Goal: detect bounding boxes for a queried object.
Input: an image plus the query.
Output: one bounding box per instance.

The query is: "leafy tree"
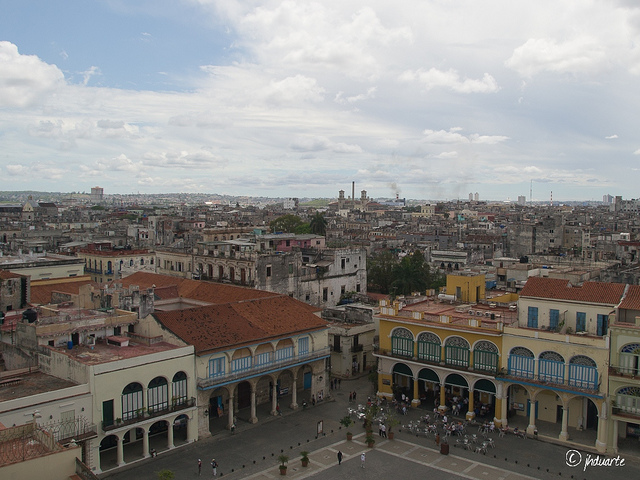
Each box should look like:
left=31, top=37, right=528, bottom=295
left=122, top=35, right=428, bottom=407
left=157, top=470, right=175, bottom=480
left=309, top=212, right=327, bottom=235
left=270, top=214, right=305, bottom=233
left=367, top=251, right=397, bottom=293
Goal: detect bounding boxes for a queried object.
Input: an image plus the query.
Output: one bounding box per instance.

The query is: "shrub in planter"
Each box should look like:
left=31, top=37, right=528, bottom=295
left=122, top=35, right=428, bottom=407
left=300, top=451, right=309, bottom=467
left=278, top=454, right=289, bottom=475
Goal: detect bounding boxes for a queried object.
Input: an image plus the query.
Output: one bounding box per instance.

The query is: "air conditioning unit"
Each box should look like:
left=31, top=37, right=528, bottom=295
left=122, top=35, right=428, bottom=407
left=477, top=311, right=484, bottom=316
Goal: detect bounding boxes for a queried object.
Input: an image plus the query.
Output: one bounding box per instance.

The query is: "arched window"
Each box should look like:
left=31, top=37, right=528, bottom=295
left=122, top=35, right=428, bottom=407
left=172, top=372, right=188, bottom=406
left=538, top=351, right=565, bottom=384
left=616, top=386, right=640, bottom=414
left=508, top=347, right=535, bottom=379
left=417, top=332, right=441, bottom=362
left=391, top=328, right=414, bottom=358
left=122, top=382, right=143, bottom=420
left=444, top=336, right=470, bottom=368
left=568, top=355, right=597, bottom=390
left=619, top=343, right=640, bottom=375
left=148, top=377, right=169, bottom=412
left=473, top=341, right=498, bottom=373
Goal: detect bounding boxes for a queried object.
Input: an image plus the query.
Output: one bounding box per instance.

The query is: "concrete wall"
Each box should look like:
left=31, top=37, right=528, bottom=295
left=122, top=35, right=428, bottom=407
left=0, top=444, right=79, bottom=480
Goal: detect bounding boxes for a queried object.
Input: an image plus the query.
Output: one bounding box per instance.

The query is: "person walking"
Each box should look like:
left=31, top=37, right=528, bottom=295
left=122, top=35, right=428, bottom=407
left=360, top=452, right=366, bottom=468
left=211, top=458, right=218, bottom=476
left=198, top=459, right=202, bottom=476
left=337, top=450, right=343, bottom=465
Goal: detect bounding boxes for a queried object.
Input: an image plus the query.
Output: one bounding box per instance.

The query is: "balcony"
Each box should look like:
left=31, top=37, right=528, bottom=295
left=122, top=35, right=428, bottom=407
left=102, top=397, right=196, bottom=432
left=352, top=344, right=363, bottom=353
left=609, top=365, right=640, bottom=380
left=198, top=347, right=330, bottom=389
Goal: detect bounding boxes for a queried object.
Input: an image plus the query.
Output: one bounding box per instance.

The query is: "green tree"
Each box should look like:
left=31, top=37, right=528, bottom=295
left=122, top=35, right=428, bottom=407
left=270, top=214, right=304, bottom=233
left=309, top=212, right=327, bottom=235
left=367, top=251, right=397, bottom=293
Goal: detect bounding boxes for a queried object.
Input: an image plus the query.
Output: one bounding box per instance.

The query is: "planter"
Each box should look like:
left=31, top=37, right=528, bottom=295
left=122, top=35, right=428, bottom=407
left=346, top=433, right=353, bottom=441
left=301, top=459, right=309, bottom=467
left=388, top=431, right=395, bottom=440
left=367, top=441, right=375, bottom=448
left=279, top=467, right=287, bottom=475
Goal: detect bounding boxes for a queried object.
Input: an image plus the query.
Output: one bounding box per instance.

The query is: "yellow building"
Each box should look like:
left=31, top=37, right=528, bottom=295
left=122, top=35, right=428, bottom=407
left=608, top=285, right=640, bottom=455
left=375, top=299, right=510, bottom=425
left=444, top=272, right=485, bottom=303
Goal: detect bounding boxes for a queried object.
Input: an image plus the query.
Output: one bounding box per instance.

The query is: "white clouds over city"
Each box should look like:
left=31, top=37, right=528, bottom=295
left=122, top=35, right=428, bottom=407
left=0, top=1, right=639, bottom=200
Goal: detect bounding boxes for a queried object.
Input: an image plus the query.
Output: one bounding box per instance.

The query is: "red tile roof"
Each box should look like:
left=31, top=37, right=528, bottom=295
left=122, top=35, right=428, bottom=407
left=519, top=276, right=626, bottom=305
left=153, top=296, right=328, bottom=354
left=619, top=285, right=640, bottom=310
left=29, top=278, right=97, bottom=305
left=117, top=272, right=279, bottom=304
left=119, top=272, right=326, bottom=354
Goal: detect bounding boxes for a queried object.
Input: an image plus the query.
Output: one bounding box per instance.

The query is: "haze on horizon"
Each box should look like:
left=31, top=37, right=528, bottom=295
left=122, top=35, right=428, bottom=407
left=1, top=1, right=639, bottom=202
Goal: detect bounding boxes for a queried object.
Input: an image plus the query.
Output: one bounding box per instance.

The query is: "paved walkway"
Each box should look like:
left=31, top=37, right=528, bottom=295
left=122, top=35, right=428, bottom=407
left=103, top=376, right=640, bottom=480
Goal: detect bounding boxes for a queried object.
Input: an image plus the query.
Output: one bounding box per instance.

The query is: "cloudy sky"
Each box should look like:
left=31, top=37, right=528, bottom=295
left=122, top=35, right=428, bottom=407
left=1, top=1, right=639, bottom=201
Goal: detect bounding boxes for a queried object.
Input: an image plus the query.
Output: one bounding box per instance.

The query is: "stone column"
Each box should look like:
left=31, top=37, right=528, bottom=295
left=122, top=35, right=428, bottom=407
left=466, top=388, right=475, bottom=420
left=526, top=399, right=537, bottom=435
left=596, top=410, right=607, bottom=453
left=271, top=382, right=278, bottom=415
left=412, top=378, right=420, bottom=407
left=613, top=419, right=619, bottom=454
left=438, top=382, right=446, bottom=412
left=250, top=385, right=258, bottom=424
left=167, top=421, right=174, bottom=449
left=116, top=434, right=125, bottom=466
left=291, top=379, right=298, bottom=409
left=187, top=414, right=197, bottom=443
left=559, top=405, right=569, bottom=441
left=227, top=394, right=235, bottom=430
left=500, top=392, right=509, bottom=427
left=142, top=428, right=150, bottom=458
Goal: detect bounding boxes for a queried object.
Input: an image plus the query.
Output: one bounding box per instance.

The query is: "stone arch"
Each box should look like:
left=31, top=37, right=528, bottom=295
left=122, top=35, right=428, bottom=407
left=391, top=327, right=414, bottom=339
left=417, top=331, right=441, bottom=343
left=148, top=376, right=169, bottom=413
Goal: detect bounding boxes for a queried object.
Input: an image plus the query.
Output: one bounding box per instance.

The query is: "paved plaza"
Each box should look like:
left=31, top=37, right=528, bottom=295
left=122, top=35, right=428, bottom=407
left=103, top=376, right=640, bottom=480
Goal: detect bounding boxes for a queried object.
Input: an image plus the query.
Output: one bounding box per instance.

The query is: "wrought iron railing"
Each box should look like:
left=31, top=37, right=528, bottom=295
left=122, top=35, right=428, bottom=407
left=39, top=416, right=97, bottom=444
left=198, top=348, right=330, bottom=389
left=101, top=397, right=195, bottom=431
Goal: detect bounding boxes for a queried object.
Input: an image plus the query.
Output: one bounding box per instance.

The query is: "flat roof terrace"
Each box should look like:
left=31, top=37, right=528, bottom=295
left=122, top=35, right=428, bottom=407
left=0, top=371, right=78, bottom=403
left=50, top=339, right=183, bottom=366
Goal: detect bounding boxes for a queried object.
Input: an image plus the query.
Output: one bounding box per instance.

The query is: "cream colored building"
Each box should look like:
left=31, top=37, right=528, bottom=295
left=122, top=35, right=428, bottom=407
left=40, top=339, right=196, bottom=473
left=123, top=271, right=330, bottom=440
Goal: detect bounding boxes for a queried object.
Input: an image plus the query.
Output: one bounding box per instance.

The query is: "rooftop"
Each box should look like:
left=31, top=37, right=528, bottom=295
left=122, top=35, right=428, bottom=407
left=0, top=371, right=78, bottom=403
left=49, top=339, right=183, bottom=365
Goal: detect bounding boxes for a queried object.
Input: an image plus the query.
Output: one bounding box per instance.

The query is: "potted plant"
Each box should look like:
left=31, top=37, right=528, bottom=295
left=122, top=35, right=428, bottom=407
left=278, top=454, right=289, bottom=475
left=385, top=413, right=400, bottom=440
left=363, top=404, right=379, bottom=434
left=300, top=451, right=309, bottom=467
left=340, top=415, right=354, bottom=440
left=365, top=432, right=375, bottom=448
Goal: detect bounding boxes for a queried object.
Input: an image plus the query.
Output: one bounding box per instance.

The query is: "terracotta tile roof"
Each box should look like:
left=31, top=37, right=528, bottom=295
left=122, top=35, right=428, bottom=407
left=153, top=296, right=328, bottom=354
left=619, top=285, right=640, bottom=310
left=0, top=270, right=23, bottom=280
left=29, top=278, right=97, bottom=305
left=117, top=272, right=280, bottom=304
left=519, top=276, right=626, bottom=305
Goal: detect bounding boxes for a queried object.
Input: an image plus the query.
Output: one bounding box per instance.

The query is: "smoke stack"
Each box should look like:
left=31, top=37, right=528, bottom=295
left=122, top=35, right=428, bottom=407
left=352, top=181, right=355, bottom=207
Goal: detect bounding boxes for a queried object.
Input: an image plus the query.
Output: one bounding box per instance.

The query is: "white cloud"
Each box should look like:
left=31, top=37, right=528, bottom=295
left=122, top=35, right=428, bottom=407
left=605, top=134, right=619, bottom=139
left=400, top=68, right=499, bottom=93
left=634, top=149, right=640, bottom=155
left=334, top=87, right=377, bottom=105
left=0, top=41, right=65, bottom=107
left=422, top=128, right=508, bottom=145
left=505, top=37, right=609, bottom=77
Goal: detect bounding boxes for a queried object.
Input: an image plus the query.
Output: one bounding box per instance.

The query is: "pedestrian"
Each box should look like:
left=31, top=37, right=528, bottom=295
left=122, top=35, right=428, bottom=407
left=349, top=392, right=353, bottom=403
left=337, top=450, right=343, bottom=465
left=276, top=403, right=281, bottom=416
left=198, top=458, right=202, bottom=476
left=381, top=423, right=386, bottom=438
left=211, top=458, right=218, bottom=476
left=353, top=391, right=357, bottom=401
left=312, top=395, right=316, bottom=406
left=338, top=378, right=341, bottom=389
left=360, top=452, right=366, bottom=468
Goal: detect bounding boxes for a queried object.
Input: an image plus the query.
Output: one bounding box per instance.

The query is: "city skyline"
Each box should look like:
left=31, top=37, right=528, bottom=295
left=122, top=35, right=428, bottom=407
left=1, top=1, right=640, bottom=201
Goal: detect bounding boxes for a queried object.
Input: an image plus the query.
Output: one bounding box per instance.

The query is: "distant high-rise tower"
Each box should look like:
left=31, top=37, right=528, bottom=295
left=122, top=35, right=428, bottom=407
left=517, top=195, right=526, bottom=206
left=469, top=192, right=473, bottom=202
left=90, top=186, right=104, bottom=204
left=474, top=192, right=479, bottom=202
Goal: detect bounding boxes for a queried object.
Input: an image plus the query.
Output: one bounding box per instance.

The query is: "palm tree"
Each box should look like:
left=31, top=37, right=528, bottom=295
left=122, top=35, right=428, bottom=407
left=309, top=212, right=327, bottom=235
